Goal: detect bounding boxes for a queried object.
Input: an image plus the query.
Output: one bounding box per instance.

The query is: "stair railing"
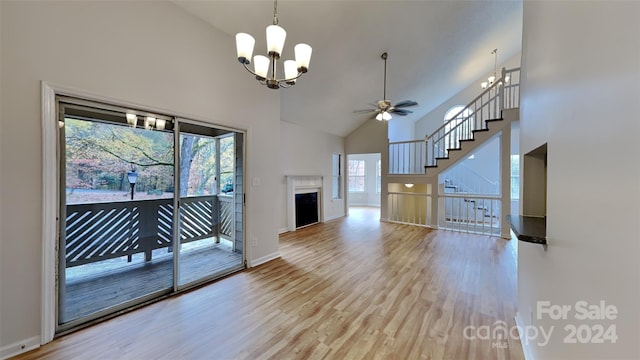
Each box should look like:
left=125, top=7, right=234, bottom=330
left=386, top=67, right=520, bottom=176
left=388, top=138, right=428, bottom=174
left=426, top=67, right=520, bottom=168
left=441, top=162, right=499, bottom=195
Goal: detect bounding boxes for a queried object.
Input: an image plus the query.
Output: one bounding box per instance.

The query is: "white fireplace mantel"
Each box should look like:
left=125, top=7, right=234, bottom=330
left=286, top=175, right=323, bottom=231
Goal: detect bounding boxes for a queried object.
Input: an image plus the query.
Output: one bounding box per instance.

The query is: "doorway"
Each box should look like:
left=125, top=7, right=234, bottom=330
left=346, top=153, right=382, bottom=210
left=57, top=98, right=245, bottom=332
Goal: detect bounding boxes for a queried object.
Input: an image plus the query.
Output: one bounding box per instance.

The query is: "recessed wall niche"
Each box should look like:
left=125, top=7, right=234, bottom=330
left=522, top=143, right=547, bottom=217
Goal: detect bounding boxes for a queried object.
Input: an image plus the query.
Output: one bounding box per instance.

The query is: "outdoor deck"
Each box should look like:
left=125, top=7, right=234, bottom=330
left=62, top=239, right=242, bottom=322
left=61, top=194, right=242, bottom=323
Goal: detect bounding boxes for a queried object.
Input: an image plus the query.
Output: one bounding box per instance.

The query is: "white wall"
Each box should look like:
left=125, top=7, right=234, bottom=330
left=0, top=1, right=281, bottom=353
left=518, top=2, right=640, bottom=359
left=388, top=116, right=416, bottom=142
left=415, top=54, right=521, bottom=140
left=279, top=121, right=346, bottom=232
left=443, top=136, right=500, bottom=191
left=347, top=153, right=381, bottom=207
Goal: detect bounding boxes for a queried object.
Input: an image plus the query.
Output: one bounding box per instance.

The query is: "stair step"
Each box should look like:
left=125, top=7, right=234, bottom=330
left=424, top=118, right=506, bottom=172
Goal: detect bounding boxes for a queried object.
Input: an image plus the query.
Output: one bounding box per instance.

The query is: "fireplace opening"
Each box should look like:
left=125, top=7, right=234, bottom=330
left=295, top=192, right=319, bottom=228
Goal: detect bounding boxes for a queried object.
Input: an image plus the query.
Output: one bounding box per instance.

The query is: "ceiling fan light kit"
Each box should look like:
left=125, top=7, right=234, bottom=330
left=354, top=52, right=418, bottom=122
left=235, top=0, right=312, bottom=89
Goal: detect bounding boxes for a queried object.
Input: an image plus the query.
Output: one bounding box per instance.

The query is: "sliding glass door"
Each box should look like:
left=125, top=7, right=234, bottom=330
left=57, top=99, right=245, bottom=331
left=58, top=101, right=176, bottom=328
left=176, top=121, right=244, bottom=287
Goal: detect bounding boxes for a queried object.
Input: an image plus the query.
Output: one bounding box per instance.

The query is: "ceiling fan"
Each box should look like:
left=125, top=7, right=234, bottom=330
left=354, top=52, right=418, bottom=121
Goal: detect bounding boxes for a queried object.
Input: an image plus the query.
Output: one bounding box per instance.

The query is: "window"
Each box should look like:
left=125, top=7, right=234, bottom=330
left=332, top=153, right=342, bottom=199
left=348, top=159, right=365, bottom=192
left=376, top=159, right=381, bottom=193
left=444, top=105, right=473, bottom=151
left=511, top=154, right=520, bottom=199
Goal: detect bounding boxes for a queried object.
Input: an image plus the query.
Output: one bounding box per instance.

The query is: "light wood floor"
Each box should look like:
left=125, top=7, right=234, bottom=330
left=14, top=207, right=523, bottom=360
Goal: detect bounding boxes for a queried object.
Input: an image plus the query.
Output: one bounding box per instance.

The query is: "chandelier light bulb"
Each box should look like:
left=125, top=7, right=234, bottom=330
left=294, top=43, right=312, bottom=72
left=235, top=33, right=255, bottom=64
left=126, top=113, right=137, bottom=127
left=266, top=24, right=286, bottom=57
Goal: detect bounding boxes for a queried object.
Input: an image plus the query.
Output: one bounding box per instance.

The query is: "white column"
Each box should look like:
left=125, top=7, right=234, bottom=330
left=500, top=126, right=512, bottom=238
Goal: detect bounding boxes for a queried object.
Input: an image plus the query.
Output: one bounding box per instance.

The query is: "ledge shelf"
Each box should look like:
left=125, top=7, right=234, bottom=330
left=507, top=215, right=547, bottom=250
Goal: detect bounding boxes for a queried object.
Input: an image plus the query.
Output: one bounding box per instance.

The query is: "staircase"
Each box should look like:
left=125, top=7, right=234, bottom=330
left=385, top=67, right=520, bottom=237
left=389, top=67, right=520, bottom=178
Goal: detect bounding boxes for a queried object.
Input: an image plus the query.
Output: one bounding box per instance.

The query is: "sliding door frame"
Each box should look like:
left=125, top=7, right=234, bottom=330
left=41, top=82, right=247, bottom=343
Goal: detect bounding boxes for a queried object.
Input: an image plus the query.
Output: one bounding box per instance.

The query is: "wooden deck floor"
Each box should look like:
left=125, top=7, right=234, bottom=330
left=62, top=241, right=243, bottom=322
left=17, top=207, right=523, bottom=360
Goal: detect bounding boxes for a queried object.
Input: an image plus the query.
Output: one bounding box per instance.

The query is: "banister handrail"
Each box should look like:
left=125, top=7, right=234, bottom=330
left=389, top=139, right=427, bottom=145
left=427, top=67, right=515, bottom=140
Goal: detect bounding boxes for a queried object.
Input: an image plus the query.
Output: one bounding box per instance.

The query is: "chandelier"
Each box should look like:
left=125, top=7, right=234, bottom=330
left=235, top=0, right=312, bottom=89
left=480, top=48, right=509, bottom=89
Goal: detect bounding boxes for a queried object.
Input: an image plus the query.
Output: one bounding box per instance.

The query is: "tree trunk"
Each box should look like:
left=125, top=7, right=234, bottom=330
left=179, top=136, right=200, bottom=197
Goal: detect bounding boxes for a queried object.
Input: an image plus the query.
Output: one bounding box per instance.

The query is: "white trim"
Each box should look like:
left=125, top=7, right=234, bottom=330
left=515, top=312, right=536, bottom=360
left=41, top=82, right=57, bottom=345
left=278, top=227, right=289, bottom=234
left=285, top=175, right=324, bottom=232
left=0, top=336, right=40, bottom=360
left=248, top=252, right=280, bottom=268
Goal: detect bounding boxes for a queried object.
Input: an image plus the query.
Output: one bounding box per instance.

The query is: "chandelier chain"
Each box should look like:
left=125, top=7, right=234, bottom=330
left=273, top=0, right=279, bottom=25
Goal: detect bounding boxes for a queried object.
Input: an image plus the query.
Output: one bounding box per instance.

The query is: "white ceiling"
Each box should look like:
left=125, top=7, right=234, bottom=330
left=172, top=0, right=523, bottom=137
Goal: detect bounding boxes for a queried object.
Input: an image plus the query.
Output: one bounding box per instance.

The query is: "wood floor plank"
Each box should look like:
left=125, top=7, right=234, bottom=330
left=13, top=207, right=524, bottom=360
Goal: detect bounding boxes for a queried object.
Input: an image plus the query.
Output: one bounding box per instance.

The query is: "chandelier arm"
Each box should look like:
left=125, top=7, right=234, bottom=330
left=242, top=62, right=266, bottom=81
left=241, top=61, right=303, bottom=85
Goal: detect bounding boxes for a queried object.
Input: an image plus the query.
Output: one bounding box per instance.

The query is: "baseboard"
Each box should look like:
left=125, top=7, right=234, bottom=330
left=0, top=336, right=40, bottom=360
left=278, top=227, right=289, bottom=234
left=514, top=312, right=535, bottom=360
left=248, top=252, right=280, bottom=267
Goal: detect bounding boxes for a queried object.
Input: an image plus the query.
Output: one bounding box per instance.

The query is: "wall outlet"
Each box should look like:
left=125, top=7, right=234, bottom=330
left=252, top=238, right=257, bottom=247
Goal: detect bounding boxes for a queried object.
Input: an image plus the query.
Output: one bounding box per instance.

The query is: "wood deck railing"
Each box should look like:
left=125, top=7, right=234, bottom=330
left=65, top=195, right=234, bottom=268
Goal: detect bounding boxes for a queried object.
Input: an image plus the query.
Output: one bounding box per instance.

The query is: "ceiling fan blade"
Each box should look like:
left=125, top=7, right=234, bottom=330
left=353, top=109, right=376, bottom=114
left=393, top=100, right=418, bottom=108
left=391, top=108, right=413, bottom=116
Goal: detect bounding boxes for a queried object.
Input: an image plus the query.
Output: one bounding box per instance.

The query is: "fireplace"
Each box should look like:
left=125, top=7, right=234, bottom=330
left=295, top=192, right=319, bottom=228
left=286, top=176, right=323, bottom=231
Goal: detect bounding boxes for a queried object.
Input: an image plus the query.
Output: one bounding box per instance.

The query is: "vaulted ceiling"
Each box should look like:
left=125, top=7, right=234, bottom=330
left=173, top=1, right=523, bottom=137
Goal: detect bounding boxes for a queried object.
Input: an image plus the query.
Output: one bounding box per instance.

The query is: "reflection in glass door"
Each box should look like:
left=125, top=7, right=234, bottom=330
left=58, top=101, right=175, bottom=329
left=177, top=122, right=244, bottom=287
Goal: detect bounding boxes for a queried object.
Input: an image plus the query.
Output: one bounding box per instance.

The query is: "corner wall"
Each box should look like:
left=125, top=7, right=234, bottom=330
left=0, top=1, right=280, bottom=354
left=518, top=2, right=640, bottom=359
